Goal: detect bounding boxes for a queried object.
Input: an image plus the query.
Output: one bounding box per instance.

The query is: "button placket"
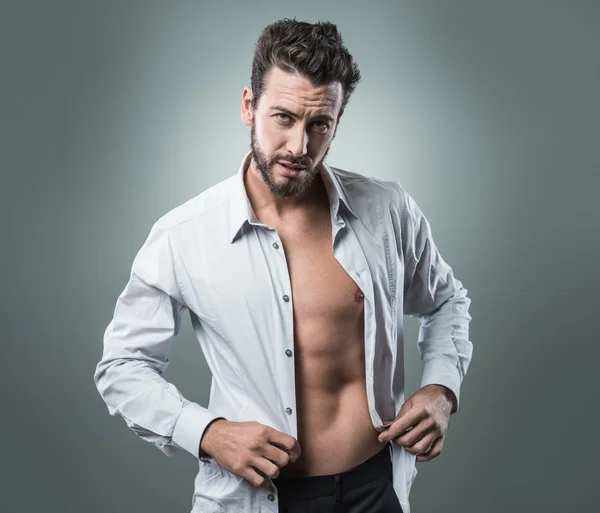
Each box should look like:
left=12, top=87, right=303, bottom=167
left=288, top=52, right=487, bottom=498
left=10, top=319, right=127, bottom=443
left=267, top=229, right=294, bottom=440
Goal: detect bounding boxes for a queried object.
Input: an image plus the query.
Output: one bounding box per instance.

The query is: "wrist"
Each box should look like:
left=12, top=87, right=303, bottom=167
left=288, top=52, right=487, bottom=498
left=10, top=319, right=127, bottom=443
left=424, top=384, right=455, bottom=408
left=199, top=417, right=227, bottom=458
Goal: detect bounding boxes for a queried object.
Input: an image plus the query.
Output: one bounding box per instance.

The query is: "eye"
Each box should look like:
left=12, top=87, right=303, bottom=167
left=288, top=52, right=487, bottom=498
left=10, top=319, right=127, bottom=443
left=312, top=121, right=330, bottom=131
left=276, top=113, right=290, bottom=121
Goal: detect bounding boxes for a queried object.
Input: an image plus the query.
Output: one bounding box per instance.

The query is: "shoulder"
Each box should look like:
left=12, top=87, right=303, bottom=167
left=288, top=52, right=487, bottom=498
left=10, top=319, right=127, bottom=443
left=150, top=174, right=237, bottom=235
left=328, top=163, right=412, bottom=210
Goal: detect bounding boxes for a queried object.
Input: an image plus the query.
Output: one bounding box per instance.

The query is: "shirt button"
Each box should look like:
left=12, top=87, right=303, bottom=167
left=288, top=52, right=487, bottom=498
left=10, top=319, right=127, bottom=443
left=285, top=349, right=292, bottom=357
left=285, top=407, right=292, bottom=415
left=283, top=294, right=290, bottom=302
left=267, top=493, right=275, bottom=501
left=272, top=242, right=279, bottom=249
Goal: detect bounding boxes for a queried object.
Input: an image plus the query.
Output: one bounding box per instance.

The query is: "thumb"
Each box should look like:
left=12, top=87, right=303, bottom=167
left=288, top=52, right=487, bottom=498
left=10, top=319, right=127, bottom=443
left=397, top=398, right=414, bottom=417
left=383, top=400, right=413, bottom=427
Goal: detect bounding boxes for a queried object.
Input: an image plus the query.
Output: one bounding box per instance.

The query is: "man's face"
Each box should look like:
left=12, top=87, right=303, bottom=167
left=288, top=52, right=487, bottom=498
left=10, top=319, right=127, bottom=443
left=244, top=66, right=343, bottom=199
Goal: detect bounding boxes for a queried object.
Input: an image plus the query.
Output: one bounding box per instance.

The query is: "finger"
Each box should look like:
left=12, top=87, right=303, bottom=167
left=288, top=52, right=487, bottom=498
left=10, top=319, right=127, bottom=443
left=244, top=466, right=273, bottom=489
left=262, top=443, right=292, bottom=468
left=379, top=408, right=428, bottom=442
left=402, top=431, right=439, bottom=455
left=394, top=417, right=437, bottom=446
left=416, top=436, right=443, bottom=462
left=252, top=456, right=282, bottom=481
left=268, top=429, right=302, bottom=462
left=382, top=400, right=412, bottom=429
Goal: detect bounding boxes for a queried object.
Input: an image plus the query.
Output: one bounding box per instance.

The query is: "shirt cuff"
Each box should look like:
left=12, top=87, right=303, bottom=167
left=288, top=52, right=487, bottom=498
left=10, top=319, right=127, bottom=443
left=172, top=402, right=226, bottom=459
left=420, top=358, right=462, bottom=414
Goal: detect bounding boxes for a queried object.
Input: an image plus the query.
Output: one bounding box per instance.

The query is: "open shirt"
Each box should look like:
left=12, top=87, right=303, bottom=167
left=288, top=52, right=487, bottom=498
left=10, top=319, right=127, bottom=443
left=94, top=150, right=473, bottom=513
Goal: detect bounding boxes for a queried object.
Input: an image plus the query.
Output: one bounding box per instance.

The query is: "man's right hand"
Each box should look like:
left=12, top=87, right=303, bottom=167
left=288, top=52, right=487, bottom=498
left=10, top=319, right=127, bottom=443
left=200, top=419, right=302, bottom=489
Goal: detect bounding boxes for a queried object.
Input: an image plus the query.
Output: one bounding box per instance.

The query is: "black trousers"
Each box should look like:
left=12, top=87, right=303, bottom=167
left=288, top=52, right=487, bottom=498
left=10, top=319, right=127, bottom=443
left=273, top=443, right=403, bottom=513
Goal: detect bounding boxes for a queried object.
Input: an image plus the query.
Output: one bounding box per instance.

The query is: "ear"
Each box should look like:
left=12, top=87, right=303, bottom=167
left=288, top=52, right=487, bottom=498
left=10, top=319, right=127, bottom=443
left=241, top=86, right=253, bottom=127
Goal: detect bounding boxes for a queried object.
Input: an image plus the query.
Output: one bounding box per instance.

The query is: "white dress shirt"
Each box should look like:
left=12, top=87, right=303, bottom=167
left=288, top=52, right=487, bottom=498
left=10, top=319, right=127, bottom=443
left=94, top=150, right=473, bottom=513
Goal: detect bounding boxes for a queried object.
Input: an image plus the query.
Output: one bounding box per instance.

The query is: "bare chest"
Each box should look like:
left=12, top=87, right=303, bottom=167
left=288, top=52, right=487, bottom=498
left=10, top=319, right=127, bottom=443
left=243, top=202, right=367, bottom=384
left=280, top=222, right=362, bottom=308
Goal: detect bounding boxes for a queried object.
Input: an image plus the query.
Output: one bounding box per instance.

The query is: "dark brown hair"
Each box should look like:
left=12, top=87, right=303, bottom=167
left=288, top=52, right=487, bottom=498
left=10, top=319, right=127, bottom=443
left=250, top=18, right=361, bottom=122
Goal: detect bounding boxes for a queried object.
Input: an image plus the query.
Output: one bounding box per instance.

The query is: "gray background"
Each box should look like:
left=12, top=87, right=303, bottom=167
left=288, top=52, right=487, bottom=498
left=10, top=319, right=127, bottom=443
left=2, top=1, right=598, bottom=512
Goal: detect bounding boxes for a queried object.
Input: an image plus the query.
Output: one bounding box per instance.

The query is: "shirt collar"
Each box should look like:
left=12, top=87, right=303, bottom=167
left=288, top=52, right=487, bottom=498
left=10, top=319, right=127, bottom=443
left=228, top=150, right=357, bottom=244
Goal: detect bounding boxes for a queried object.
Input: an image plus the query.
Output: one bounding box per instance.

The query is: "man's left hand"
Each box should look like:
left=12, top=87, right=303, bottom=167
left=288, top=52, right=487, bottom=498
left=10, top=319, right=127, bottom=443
left=378, top=384, right=454, bottom=462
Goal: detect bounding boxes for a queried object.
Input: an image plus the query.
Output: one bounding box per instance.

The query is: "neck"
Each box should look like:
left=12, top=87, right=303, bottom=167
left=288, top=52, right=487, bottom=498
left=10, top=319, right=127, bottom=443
left=244, top=161, right=331, bottom=220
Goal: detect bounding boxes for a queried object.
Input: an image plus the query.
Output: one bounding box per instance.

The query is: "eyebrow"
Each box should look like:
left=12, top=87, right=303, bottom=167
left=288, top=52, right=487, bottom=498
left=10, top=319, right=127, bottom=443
left=269, top=105, right=335, bottom=123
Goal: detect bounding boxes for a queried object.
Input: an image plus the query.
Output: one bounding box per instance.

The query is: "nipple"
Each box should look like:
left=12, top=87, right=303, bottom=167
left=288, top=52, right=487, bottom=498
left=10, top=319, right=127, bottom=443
left=354, top=287, right=365, bottom=302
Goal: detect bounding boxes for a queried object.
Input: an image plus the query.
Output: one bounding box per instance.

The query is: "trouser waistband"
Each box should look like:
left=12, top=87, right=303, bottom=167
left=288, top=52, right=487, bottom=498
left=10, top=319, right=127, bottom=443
left=273, top=443, right=392, bottom=500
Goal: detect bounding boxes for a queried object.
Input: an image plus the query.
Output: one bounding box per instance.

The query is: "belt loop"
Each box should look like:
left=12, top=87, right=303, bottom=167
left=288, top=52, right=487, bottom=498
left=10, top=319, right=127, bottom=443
left=334, top=474, right=342, bottom=503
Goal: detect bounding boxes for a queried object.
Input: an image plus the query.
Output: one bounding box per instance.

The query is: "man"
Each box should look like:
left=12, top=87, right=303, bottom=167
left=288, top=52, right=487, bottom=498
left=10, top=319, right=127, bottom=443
left=94, top=18, right=473, bottom=513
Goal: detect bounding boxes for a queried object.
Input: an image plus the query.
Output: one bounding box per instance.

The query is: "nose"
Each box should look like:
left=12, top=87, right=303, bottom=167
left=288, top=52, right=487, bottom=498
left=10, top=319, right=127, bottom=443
left=285, top=124, right=309, bottom=159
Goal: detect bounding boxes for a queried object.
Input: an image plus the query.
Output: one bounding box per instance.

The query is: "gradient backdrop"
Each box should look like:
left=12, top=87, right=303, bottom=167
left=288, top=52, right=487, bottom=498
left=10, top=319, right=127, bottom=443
left=3, top=1, right=598, bottom=512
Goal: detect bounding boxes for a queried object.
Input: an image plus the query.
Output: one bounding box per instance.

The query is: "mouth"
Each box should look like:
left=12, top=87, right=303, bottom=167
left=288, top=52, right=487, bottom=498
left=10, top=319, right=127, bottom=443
left=279, top=161, right=306, bottom=170
left=278, top=162, right=306, bottom=177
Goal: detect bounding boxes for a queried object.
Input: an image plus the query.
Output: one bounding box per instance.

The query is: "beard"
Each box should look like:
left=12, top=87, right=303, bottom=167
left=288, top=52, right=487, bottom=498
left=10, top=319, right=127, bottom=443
left=249, top=122, right=331, bottom=199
